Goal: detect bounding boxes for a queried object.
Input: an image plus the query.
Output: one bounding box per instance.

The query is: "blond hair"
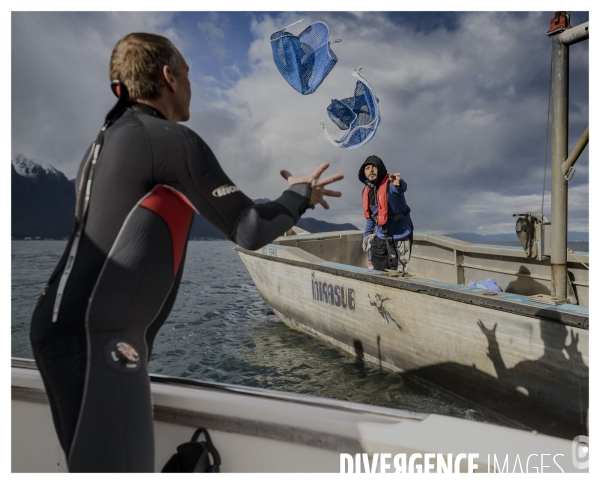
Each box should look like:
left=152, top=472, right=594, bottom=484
left=109, top=33, right=181, bottom=100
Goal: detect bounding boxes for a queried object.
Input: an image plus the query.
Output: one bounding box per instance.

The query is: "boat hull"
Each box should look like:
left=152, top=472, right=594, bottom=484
left=237, top=244, right=588, bottom=440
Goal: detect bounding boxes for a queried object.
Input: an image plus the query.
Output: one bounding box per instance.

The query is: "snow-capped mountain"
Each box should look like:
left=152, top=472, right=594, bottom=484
left=12, top=155, right=76, bottom=239
left=12, top=154, right=67, bottom=181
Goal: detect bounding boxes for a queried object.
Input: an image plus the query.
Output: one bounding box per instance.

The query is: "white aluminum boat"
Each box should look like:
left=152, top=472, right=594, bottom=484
left=236, top=231, right=588, bottom=440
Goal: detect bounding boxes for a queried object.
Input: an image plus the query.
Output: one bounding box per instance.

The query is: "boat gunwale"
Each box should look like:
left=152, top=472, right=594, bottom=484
left=10, top=357, right=427, bottom=422
left=277, top=231, right=589, bottom=261
left=235, top=246, right=589, bottom=329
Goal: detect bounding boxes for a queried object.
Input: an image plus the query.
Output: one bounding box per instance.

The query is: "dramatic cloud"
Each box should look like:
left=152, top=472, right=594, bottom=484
left=11, top=12, right=183, bottom=175
left=11, top=11, right=589, bottom=235
left=188, top=11, right=590, bottom=233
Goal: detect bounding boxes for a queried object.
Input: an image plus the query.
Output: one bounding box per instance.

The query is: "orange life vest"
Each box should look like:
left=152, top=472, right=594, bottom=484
left=362, top=174, right=390, bottom=225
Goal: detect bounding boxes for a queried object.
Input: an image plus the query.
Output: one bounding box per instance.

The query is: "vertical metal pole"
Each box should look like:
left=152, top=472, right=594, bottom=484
left=550, top=36, right=569, bottom=300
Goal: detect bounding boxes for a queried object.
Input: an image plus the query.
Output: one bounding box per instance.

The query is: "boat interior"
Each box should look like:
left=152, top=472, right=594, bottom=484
left=273, top=229, right=589, bottom=307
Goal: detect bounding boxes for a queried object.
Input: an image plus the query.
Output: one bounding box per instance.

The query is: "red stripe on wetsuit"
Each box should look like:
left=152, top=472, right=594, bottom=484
left=140, top=186, right=194, bottom=275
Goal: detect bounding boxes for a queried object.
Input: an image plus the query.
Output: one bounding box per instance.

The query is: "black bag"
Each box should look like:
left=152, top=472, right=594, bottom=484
left=161, top=428, right=221, bottom=473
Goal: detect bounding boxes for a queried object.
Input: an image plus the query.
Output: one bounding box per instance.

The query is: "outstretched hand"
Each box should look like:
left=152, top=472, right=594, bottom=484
left=280, top=162, right=343, bottom=209
left=389, top=173, right=402, bottom=187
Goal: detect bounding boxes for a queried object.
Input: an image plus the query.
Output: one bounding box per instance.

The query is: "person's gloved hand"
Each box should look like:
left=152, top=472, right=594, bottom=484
left=362, top=233, right=375, bottom=252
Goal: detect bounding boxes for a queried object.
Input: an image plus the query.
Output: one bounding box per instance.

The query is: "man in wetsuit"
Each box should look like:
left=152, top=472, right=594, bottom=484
left=29, top=32, right=343, bottom=473
left=359, top=155, right=413, bottom=273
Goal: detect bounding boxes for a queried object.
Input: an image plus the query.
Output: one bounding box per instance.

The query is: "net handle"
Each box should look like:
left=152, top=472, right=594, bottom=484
left=283, top=19, right=303, bottom=31
left=318, top=120, right=341, bottom=147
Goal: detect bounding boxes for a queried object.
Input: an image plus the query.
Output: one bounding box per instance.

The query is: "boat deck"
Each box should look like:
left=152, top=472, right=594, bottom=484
left=268, top=230, right=589, bottom=309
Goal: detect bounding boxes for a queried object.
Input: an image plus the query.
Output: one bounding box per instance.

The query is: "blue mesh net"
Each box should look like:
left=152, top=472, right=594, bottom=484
left=319, top=69, right=381, bottom=149
left=270, top=20, right=341, bottom=95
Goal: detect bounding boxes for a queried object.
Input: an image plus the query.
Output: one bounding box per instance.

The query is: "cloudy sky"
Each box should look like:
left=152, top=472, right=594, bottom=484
left=11, top=7, right=590, bottom=235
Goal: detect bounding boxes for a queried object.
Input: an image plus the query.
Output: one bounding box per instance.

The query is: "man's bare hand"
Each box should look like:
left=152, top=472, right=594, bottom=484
left=280, top=162, right=343, bottom=209
left=389, top=173, right=402, bottom=187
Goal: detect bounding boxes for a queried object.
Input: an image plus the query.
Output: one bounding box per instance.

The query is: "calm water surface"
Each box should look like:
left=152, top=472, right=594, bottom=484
left=13, top=239, right=553, bottom=423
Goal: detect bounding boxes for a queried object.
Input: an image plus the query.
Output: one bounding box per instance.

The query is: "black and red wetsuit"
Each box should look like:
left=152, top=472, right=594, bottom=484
left=30, top=102, right=312, bottom=472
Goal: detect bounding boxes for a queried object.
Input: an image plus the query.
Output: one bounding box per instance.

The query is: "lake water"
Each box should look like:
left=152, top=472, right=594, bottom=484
left=16, top=239, right=584, bottom=424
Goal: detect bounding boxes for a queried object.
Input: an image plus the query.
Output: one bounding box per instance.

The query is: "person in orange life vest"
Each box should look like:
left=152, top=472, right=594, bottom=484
left=359, top=155, right=414, bottom=273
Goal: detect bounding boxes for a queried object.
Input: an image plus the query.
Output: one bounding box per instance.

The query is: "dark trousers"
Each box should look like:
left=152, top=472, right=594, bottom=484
left=370, top=234, right=413, bottom=272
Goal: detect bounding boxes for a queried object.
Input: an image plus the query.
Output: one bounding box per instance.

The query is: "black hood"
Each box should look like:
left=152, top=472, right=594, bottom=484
left=358, top=155, right=388, bottom=187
